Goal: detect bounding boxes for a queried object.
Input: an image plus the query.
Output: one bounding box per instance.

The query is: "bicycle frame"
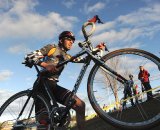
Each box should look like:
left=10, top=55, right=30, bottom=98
left=32, top=44, right=129, bottom=121
left=57, top=44, right=128, bottom=98
left=17, top=15, right=129, bottom=126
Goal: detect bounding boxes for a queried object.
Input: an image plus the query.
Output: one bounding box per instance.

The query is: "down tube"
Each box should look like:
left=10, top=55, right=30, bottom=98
left=72, top=58, right=91, bottom=94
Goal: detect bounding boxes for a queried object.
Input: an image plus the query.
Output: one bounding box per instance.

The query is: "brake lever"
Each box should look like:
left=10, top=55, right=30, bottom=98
left=88, top=15, right=103, bottom=24
left=105, top=45, right=109, bottom=52
left=101, top=42, right=109, bottom=52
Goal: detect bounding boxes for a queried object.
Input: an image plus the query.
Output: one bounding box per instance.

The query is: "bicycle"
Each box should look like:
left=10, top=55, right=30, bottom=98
left=0, top=15, right=160, bottom=130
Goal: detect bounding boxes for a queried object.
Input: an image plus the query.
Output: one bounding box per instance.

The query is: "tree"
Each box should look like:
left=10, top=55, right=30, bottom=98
left=100, top=56, right=131, bottom=109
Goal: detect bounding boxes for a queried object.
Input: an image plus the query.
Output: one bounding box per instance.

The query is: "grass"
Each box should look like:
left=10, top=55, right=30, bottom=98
left=70, top=116, right=160, bottom=130
left=70, top=97, right=160, bottom=130
left=1, top=96, right=160, bottom=130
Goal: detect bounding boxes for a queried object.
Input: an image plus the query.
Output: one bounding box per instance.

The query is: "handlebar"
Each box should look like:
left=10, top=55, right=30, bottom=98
left=82, top=22, right=96, bottom=40
left=82, top=15, right=103, bottom=40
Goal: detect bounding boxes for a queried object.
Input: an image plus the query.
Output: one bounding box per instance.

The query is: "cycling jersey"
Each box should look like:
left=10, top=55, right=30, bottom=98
left=36, top=44, right=72, bottom=80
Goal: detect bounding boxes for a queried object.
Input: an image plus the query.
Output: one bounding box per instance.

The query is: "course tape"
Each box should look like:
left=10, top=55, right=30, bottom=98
left=103, top=86, right=160, bottom=111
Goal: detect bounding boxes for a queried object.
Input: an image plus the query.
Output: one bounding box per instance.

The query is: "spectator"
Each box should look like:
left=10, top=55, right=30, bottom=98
left=122, top=74, right=135, bottom=109
left=132, top=84, right=139, bottom=104
left=138, top=66, right=153, bottom=101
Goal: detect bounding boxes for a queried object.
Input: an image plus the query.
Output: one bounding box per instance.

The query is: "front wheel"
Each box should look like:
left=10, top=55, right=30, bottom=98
left=87, top=48, right=160, bottom=130
left=0, top=90, right=51, bottom=130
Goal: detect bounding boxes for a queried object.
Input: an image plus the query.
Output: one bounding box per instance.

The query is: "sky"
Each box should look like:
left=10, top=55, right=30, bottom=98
left=0, top=0, right=160, bottom=113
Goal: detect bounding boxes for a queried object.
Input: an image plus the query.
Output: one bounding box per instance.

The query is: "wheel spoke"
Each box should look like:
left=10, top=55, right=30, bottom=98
left=0, top=91, right=51, bottom=130
left=88, top=48, right=160, bottom=129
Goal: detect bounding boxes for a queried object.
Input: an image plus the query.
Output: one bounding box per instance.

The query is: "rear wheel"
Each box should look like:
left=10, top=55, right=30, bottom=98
left=0, top=90, right=51, bottom=130
left=88, top=48, right=160, bottom=129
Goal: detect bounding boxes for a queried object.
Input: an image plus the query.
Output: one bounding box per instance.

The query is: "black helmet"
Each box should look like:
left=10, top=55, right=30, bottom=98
left=59, top=31, right=75, bottom=42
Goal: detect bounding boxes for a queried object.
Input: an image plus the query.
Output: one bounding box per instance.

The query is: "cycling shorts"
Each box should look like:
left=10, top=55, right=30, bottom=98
left=38, top=78, right=72, bottom=105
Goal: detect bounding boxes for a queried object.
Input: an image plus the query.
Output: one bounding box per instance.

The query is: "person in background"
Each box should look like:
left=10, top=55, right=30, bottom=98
left=132, top=84, right=139, bottom=104
left=122, top=74, right=135, bottom=109
left=138, top=66, right=153, bottom=101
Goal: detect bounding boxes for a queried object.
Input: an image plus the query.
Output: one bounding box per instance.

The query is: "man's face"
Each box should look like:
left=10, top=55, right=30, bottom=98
left=63, top=38, right=74, bottom=50
left=139, top=66, right=144, bottom=71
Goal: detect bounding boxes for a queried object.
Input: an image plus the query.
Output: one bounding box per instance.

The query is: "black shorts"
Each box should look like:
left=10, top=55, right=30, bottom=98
left=38, top=78, right=72, bottom=105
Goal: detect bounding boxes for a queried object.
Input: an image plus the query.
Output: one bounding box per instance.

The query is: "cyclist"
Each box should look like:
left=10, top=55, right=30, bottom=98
left=26, top=31, right=105, bottom=130
left=138, top=66, right=153, bottom=101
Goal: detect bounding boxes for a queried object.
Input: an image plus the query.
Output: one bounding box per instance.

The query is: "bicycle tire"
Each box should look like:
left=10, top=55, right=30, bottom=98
left=0, top=90, right=52, bottom=130
left=87, top=48, right=160, bottom=130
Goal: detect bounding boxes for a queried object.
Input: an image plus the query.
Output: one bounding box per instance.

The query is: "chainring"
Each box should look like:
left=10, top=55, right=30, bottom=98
left=50, top=107, right=71, bottom=128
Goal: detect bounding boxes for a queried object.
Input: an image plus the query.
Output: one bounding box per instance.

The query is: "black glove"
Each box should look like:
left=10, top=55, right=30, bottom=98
left=23, top=53, right=41, bottom=68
